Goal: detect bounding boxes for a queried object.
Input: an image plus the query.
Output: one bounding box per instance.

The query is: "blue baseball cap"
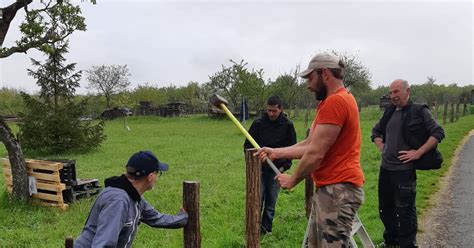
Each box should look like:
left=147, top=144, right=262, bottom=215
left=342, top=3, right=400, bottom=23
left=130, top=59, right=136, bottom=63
left=126, top=151, right=168, bottom=177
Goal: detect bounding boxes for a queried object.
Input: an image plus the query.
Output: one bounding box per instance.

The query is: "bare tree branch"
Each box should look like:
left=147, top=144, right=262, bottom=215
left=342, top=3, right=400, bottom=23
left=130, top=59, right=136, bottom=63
left=0, top=0, right=34, bottom=46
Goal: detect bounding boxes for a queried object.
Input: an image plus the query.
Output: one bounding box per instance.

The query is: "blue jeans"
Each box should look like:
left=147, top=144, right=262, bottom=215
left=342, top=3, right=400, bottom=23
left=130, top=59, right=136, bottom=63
left=378, top=168, right=417, bottom=248
left=261, top=170, right=280, bottom=233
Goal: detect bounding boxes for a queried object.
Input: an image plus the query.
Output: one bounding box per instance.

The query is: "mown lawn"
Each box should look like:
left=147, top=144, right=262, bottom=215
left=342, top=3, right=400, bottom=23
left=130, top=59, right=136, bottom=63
left=0, top=108, right=473, bottom=247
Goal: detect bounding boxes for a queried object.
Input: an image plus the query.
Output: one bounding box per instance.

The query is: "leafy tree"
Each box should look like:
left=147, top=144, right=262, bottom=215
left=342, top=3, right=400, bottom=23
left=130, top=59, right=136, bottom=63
left=267, top=66, right=302, bottom=114
left=207, top=59, right=266, bottom=112
left=27, top=41, right=81, bottom=107
left=0, top=0, right=93, bottom=200
left=85, top=64, right=132, bottom=108
left=18, top=2, right=105, bottom=155
left=0, top=87, right=24, bottom=116
left=330, top=51, right=372, bottom=105
left=368, top=85, right=390, bottom=106
left=19, top=94, right=106, bottom=154
left=0, top=0, right=90, bottom=58
left=130, top=83, right=167, bottom=106
left=207, top=60, right=241, bottom=109
left=177, top=82, right=208, bottom=113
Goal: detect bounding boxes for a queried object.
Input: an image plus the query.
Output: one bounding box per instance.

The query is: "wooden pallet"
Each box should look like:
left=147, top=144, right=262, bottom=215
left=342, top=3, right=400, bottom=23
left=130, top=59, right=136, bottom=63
left=63, top=179, right=101, bottom=203
left=2, top=158, right=68, bottom=210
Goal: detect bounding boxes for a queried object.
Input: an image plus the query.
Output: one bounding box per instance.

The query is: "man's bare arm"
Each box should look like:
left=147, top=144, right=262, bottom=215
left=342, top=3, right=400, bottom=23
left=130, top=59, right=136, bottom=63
left=276, top=123, right=341, bottom=189
left=256, top=129, right=312, bottom=161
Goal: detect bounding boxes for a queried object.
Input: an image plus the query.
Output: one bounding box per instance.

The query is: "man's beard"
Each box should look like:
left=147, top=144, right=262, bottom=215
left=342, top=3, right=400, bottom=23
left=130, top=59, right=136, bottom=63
left=314, top=76, right=328, bottom=101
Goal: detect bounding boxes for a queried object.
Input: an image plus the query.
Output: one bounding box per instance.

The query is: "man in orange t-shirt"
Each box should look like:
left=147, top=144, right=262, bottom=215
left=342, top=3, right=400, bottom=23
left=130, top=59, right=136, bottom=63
left=256, top=53, right=365, bottom=247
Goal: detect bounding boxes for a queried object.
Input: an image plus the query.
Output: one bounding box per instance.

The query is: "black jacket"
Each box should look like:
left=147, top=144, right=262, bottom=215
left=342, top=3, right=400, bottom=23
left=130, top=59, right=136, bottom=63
left=244, top=112, right=297, bottom=172
left=371, top=101, right=444, bottom=145
left=371, top=101, right=445, bottom=169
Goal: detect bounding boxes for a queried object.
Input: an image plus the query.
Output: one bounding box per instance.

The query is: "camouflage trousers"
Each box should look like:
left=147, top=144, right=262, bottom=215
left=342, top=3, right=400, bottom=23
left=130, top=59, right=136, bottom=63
left=302, top=183, right=364, bottom=248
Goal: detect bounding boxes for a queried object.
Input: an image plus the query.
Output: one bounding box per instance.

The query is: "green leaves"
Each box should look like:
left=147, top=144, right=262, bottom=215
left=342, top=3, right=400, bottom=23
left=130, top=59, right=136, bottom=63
left=207, top=59, right=266, bottom=112
left=16, top=1, right=104, bottom=155
left=1, top=1, right=86, bottom=58
left=18, top=95, right=106, bottom=154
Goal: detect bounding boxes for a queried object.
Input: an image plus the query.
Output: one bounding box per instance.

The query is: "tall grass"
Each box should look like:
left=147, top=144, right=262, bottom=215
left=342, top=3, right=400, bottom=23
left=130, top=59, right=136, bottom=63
left=0, top=109, right=473, bottom=247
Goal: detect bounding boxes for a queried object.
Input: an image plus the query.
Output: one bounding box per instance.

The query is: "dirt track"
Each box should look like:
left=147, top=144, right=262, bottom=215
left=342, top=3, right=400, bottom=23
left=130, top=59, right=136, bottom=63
left=418, top=132, right=474, bottom=247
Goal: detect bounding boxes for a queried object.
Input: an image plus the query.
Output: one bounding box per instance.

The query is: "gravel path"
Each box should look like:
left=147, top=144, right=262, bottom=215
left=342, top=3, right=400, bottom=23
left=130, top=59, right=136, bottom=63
left=418, top=133, right=474, bottom=247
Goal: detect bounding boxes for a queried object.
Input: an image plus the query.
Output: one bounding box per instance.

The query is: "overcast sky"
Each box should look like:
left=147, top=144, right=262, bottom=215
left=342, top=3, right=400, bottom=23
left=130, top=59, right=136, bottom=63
left=0, top=0, right=472, bottom=94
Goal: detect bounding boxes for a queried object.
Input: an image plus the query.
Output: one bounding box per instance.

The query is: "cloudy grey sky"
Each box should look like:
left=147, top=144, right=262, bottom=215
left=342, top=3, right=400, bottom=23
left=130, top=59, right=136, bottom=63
left=0, top=0, right=472, bottom=94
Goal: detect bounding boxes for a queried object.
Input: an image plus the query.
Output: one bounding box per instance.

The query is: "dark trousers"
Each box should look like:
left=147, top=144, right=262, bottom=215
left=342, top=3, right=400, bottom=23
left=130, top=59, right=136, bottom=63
left=378, top=168, right=418, bottom=248
left=261, top=170, right=280, bottom=233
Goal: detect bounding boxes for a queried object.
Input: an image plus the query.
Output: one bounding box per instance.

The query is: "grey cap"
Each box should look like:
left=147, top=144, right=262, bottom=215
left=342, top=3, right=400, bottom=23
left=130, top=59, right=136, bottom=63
left=299, top=53, right=343, bottom=78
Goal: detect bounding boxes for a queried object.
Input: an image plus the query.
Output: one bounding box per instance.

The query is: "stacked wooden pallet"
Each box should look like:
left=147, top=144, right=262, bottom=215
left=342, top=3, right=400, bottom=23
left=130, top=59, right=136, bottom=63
left=2, top=158, right=68, bottom=210
left=50, top=159, right=101, bottom=203
left=63, top=178, right=101, bottom=203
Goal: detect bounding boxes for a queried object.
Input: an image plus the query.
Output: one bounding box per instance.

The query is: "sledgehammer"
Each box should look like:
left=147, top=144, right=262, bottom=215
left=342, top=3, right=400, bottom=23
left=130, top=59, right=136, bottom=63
left=210, top=94, right=281, bottom=175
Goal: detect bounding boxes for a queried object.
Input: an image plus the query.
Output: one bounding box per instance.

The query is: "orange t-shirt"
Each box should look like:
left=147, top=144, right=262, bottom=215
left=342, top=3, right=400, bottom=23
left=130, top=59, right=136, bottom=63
left=310, top=88, right=365, bottom=188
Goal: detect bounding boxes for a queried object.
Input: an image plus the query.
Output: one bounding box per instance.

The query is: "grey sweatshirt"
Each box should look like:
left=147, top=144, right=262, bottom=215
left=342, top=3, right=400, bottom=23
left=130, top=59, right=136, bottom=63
left=74, top=175, right=188, bottom=248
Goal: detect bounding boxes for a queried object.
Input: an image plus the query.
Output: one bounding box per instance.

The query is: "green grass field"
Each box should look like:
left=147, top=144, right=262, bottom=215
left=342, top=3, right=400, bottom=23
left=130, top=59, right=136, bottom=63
left=0, top=108, right=473, bottom=247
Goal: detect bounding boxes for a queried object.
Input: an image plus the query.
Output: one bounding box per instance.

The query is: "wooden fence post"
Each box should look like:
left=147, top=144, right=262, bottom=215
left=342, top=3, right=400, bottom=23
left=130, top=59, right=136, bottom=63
left=433, top=99, right=438, bottom=121
left=65, top=236, right=74, bottom=248
left=450, top=101, right=455, bottom=123
left=245, top=148, right=261, bottom=248
left=443, top=97, right=448, bottom=125
left=183, top=181, right=201, bottom=248
left=455, top=102, right=460, bottom=121
left=305, top=175, right=313, bottom=219
left=304, top=128, right=314, bottom=219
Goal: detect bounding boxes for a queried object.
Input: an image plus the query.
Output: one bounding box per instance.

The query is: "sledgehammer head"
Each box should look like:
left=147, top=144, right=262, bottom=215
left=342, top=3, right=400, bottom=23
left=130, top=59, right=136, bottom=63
left=210, top=94, right=229, bottom=108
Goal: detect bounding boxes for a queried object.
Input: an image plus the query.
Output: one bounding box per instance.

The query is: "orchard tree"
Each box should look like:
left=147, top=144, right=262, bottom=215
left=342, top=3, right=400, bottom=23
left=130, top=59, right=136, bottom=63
left=130, top=83, right=167, bottom=106
left=267, top=66, right=302, bottom=113
left=0, top=0, right=92, bottom=58
left=20, top=36, right=105, bottom=154
left=86, top=64, right=131, bottom=108
left=208, top=59, right=266, bottom=112
left=0, top=0, right=93, bottom=201
left=330, top=51, right=372, bottom=105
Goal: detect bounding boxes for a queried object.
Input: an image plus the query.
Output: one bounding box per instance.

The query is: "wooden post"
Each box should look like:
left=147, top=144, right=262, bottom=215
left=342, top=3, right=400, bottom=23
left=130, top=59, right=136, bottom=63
left=245, top=148, right=261, bottom=248
left=305, top=175, right=314, bottom=219
left=183, top=181, right=201, bottom=248
left=65, top=236, right=74, bottom=248
left=434, top=99, right=438, bottom=121
left=455, top=102, right=460, bottom=121
left=304, top=128, right=314, bottom=219
left=450, top=101, right=455, bottom=123
left=443, top=97, right=448, bottom=125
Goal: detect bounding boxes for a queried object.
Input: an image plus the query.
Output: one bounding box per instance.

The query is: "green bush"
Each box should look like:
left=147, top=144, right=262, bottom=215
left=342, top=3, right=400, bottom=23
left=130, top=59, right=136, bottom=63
left=18, top=94, right=106, bottom=154
left=0, top=88, right=25, bottom=116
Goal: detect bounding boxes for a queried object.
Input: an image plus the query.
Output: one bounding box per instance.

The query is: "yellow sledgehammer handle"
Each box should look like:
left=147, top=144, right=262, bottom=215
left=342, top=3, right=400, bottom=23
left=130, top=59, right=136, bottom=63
left=219, top=103, right=281, bottom=175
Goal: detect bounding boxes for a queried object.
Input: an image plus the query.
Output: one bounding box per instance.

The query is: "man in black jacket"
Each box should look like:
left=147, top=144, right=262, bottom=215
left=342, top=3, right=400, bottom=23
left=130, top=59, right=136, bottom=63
left=371, top=79, right=444, bottom=248
left=244, top=95, right=297, bottom=234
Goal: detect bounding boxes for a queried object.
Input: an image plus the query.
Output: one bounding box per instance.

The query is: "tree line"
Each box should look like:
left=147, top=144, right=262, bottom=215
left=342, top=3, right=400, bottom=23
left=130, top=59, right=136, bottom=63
left=2, top=70, right=473, bottom=118
left=0, top=0, right=472, bottom=200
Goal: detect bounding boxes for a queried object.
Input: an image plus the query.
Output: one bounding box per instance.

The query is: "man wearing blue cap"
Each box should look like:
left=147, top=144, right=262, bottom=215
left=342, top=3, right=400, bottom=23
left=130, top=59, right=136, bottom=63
left=75, top=151, right=188, bottom=248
